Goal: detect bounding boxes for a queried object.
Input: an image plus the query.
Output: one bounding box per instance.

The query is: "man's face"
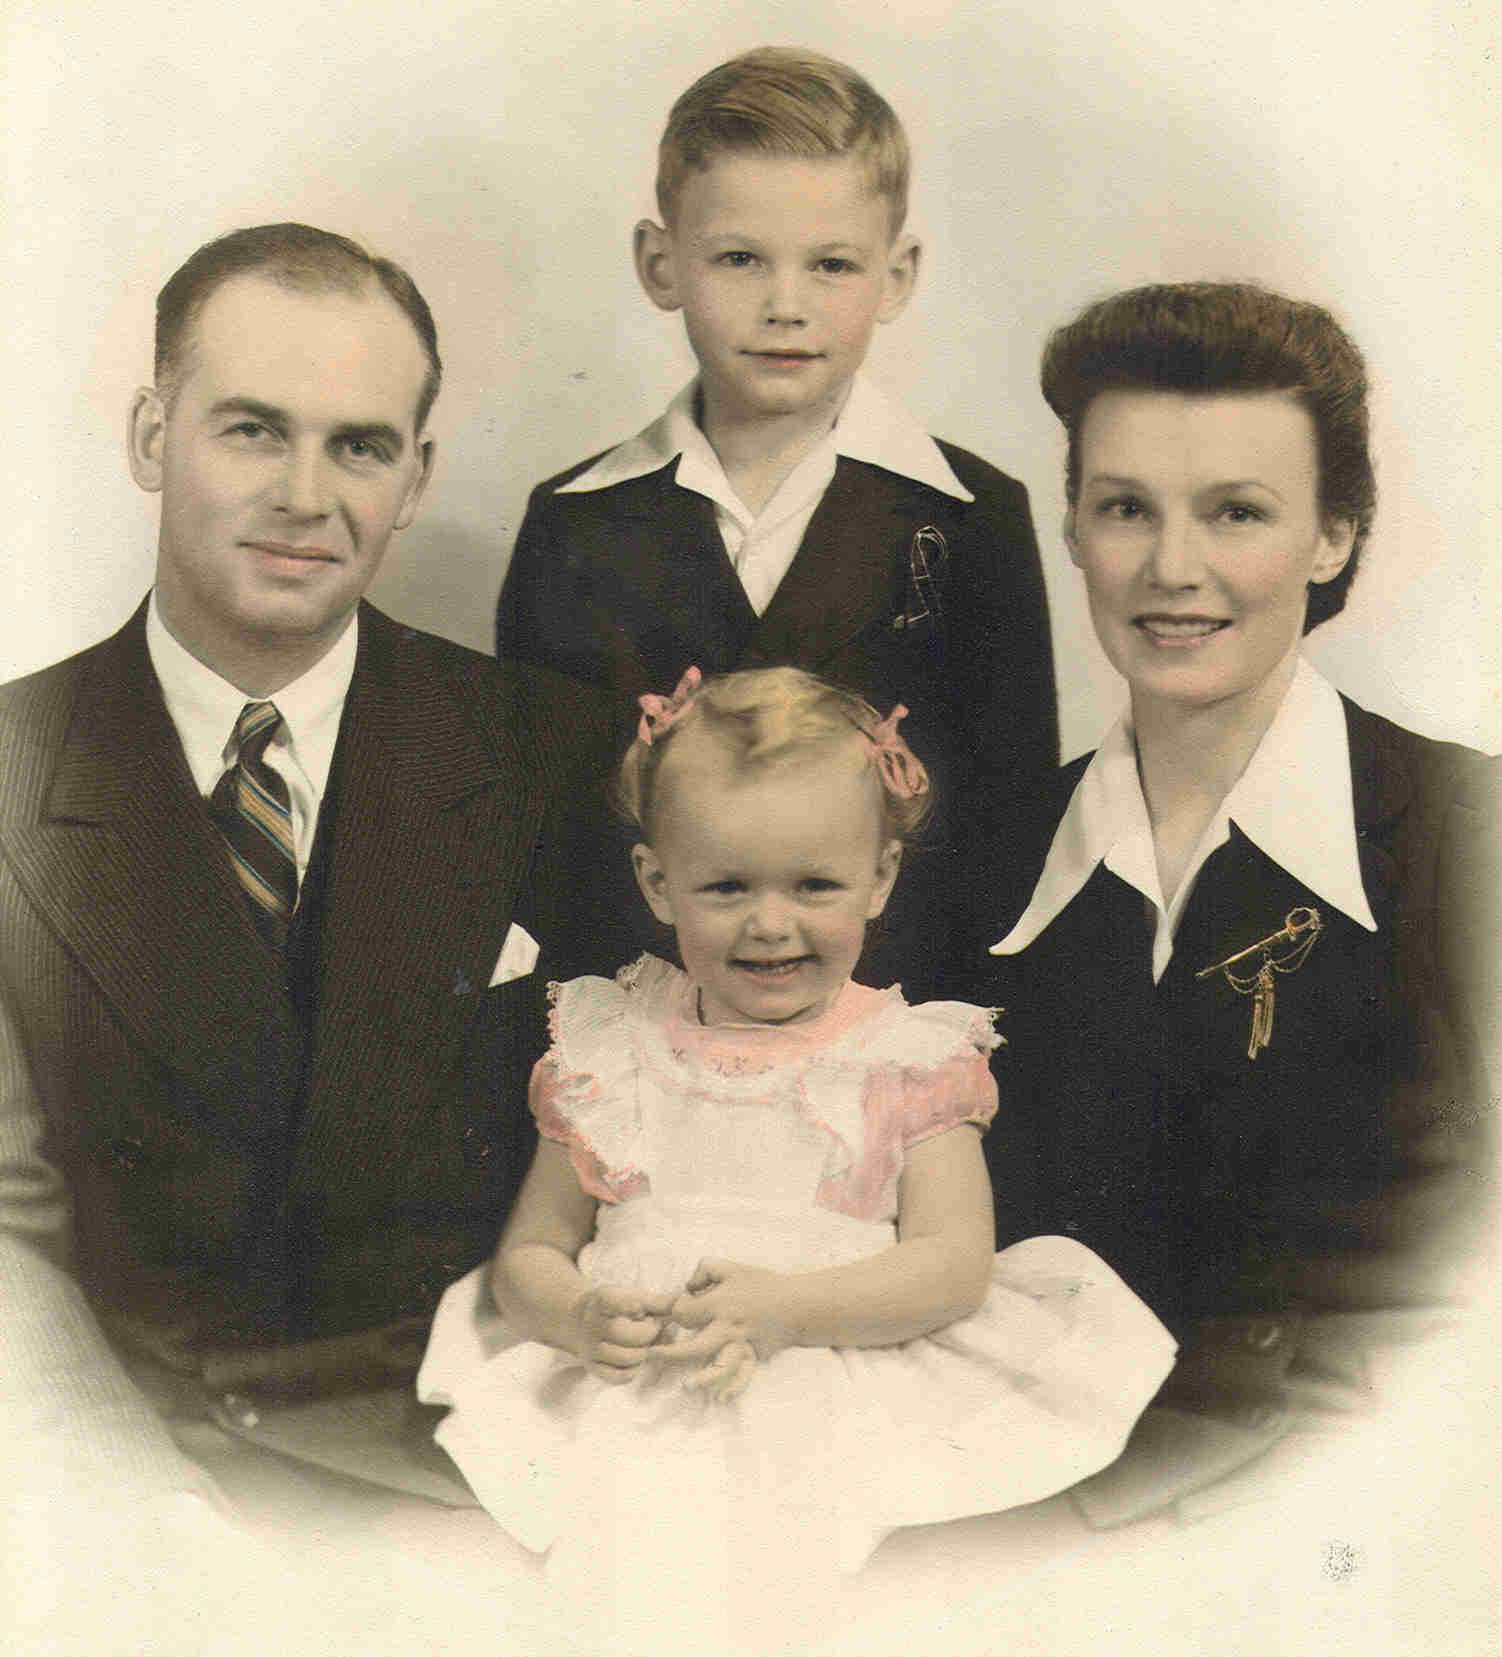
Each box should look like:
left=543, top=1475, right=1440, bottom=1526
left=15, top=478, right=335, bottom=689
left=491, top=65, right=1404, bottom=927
left=131, top=273, right=433, bottom=679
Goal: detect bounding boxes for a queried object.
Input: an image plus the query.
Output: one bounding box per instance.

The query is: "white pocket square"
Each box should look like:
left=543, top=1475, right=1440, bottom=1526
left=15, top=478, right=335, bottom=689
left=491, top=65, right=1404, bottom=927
left=488, top=923, right=540, bottom=988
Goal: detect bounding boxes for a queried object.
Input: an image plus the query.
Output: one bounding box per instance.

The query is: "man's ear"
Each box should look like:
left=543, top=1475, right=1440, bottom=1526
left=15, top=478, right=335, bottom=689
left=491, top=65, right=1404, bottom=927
left=633, top=220, right=682, bottom=313
left=1063, top=507, right=1082, bottom=568
left=866, top=838, right=903, bottom=920
left=877, top=234, right=920, bottom=324
left=631, top=842, right=676, bottom=924
left=394, top=437, right=437, bottom=531
left=127, top=387, right=167, bottom=493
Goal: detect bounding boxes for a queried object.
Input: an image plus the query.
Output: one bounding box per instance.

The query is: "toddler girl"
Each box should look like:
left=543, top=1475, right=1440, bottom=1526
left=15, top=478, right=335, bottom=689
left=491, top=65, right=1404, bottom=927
left=418, top=667, right=1174, bottom=1641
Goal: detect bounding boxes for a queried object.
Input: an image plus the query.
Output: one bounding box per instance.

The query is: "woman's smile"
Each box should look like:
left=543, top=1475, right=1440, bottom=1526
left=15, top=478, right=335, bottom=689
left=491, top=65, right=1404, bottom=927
left=1132, top=613, right=1231, bottom=645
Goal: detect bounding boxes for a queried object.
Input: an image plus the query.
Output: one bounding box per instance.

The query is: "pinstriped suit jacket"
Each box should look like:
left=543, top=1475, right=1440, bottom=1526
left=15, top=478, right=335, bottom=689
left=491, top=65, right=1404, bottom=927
left=0, top=599, right=624, bottom=1497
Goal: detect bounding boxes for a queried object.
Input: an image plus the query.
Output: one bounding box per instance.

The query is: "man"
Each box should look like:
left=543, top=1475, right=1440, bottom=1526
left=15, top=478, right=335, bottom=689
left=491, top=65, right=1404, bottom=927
left=0, top=226, right=624, bottom=1617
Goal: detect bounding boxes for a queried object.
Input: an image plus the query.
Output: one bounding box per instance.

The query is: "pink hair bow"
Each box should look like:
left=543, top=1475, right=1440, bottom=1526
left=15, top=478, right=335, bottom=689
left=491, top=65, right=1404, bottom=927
left=861, top=704, right=929, bottom=799
left=636, top=665, right=703, bottom=746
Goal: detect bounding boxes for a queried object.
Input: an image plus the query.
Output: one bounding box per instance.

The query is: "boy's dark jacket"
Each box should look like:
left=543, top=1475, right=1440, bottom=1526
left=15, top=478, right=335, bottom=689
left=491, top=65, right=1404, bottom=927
left=496, top=443, right=1060, bottom=994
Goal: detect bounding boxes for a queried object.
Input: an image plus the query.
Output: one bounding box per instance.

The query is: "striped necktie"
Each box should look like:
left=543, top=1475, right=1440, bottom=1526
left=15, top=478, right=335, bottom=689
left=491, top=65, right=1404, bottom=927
left=211, top=701, right=298, bottom=950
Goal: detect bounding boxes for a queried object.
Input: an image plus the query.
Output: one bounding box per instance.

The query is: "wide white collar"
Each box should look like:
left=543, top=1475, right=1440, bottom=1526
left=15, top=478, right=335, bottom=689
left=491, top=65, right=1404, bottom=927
left=992, top=658, right=1378, bottom=981
left=556, top=372, right=974, bottom=503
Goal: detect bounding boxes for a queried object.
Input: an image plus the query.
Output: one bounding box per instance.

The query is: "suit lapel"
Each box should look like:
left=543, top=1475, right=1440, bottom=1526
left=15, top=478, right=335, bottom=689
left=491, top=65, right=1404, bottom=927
left=581, top=467, right=755, bottom=684
left=745, top=460, right=949, bottom=669
left=296, top=608, right=549, bottom=1169
left=1342, top=699, right=1411, bottom=927
left=4, top=604, right=286, bottom=1080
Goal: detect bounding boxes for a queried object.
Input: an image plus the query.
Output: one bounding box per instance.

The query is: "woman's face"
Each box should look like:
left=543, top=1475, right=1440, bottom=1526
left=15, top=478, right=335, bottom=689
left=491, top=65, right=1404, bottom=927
left=1066, top=390, right=1354, bottom=720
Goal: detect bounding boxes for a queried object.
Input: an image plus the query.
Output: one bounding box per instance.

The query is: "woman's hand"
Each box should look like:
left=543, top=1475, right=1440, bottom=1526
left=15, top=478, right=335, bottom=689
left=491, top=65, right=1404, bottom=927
left=653, top=1259, right=793, bottom=1398
left=568, top=1284, right=675, bottom=1383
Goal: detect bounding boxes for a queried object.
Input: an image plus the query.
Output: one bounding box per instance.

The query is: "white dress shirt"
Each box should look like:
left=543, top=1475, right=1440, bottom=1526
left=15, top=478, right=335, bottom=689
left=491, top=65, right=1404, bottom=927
left=557, top=374, right=974, bottom=616
left=991, top=659, right=1379, bottom=982
left=146, top=592, right=357, bottom=878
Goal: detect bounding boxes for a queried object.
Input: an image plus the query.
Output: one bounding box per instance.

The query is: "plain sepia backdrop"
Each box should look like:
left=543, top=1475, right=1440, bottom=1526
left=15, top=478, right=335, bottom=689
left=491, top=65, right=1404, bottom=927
left=3, top=1, right=1497, bottom=1654
left=3, top=0, right=1498, bottom=759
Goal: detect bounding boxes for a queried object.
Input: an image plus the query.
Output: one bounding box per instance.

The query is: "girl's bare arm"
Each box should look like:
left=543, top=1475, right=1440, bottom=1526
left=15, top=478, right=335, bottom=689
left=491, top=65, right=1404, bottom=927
left=489, top=1140, right=671, bottom=1381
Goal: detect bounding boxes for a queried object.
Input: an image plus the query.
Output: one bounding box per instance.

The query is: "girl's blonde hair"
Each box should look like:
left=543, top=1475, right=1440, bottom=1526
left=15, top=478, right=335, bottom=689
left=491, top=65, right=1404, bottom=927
left=617, top=666, right=932, bottom=844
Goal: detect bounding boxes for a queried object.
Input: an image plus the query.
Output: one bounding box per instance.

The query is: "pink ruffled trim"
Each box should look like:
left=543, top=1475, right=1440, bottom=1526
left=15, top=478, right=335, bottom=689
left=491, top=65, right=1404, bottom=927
left=534, top=965, right=999, bottom=1220
left=528, top=1052, right=646, bottom=1205
left=900, top=1049, right=999, bottom=1146
left=812, top=1049, right=997, bottom=1221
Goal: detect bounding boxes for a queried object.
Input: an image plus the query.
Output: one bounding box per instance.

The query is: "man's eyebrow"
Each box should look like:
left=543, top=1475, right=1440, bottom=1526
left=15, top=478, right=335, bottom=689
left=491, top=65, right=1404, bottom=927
left=207, top=396, right=288, bottom=426
left=332, top=421, right=406, bottom=455
left=205, top=400, right=406, bottom=455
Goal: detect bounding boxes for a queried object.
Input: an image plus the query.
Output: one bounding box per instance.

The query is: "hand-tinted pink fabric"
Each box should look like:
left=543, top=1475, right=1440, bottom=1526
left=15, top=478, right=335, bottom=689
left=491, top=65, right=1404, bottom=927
left=423, top=957, right=1177, bottom=1577
left=529, top=1058, right=646, bottom=1204
left=528, top=968, right=996, bottom=1221
left=819, top=1049, right=997, bottom=1221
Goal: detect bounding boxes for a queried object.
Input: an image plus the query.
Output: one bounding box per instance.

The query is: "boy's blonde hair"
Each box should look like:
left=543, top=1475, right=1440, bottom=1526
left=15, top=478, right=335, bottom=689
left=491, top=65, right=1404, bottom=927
left=618, top=666, right=932, bottom=846
left=655, top=47, right=910, bottom=234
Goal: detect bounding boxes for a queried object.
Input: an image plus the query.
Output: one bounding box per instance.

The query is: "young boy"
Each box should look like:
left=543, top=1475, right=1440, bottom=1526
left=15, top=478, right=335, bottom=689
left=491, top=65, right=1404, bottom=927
left=496, top=47, right=1058, bottom=992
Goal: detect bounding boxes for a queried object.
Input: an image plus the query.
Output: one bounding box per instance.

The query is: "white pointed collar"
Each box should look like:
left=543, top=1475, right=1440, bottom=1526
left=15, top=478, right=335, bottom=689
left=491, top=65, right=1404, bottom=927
left=991, top=658, right=1378, bottom=981
left=146, top=589, right=356, bottom=800
left=555, top=373, right=974, bottom=503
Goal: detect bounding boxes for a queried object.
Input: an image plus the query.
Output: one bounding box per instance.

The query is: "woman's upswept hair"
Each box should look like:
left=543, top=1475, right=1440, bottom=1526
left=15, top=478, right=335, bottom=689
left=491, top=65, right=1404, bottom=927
left=655, top=47, right=909, bottom=234
left=617, top=666, right=931, bottom=844
left=1041, top=281, right=1376, bottom=632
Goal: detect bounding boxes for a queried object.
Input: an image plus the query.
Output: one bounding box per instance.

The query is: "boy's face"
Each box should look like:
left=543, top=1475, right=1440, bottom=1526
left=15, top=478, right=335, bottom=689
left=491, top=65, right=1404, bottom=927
left=637, top=152, right=917, bottom=431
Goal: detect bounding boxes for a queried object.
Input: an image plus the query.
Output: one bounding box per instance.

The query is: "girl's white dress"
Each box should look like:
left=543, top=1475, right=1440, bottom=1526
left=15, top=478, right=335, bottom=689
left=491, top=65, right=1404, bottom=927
left=419, top=957, right=1176, bottom=1579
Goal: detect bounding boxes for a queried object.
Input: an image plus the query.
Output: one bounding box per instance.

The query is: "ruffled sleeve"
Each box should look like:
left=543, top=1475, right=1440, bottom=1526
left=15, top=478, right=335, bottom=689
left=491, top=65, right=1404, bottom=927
left=527, top=963, right=668, bottom=1205
left=528, top=1052, right=637, bottom=1204
left=899, top=1047, right=998, bottom=1148
left=815, top=999, right=1001, bottom=1221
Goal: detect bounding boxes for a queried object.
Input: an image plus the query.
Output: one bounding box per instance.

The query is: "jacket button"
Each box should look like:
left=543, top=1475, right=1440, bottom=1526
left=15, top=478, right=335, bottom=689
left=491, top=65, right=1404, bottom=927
left=109, top=1136, right=146, bottom=1171
left=1244, top=1320, right=1283, bottom=1351
left=215, top=1393, right=261, bottom=1430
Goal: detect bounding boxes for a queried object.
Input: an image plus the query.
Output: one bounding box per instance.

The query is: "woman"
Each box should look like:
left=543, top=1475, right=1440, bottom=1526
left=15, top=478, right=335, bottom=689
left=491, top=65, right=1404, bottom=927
left=978, top=283, right=1497, bottom=1525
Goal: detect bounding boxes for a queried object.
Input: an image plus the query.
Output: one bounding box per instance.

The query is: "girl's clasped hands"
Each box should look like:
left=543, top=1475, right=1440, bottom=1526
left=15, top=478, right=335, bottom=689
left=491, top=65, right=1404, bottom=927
left=570, top=1260, right=788, bottom=1401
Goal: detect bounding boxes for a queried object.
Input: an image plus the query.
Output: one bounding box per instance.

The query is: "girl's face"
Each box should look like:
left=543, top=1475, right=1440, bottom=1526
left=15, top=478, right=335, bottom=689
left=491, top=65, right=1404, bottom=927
left=632, top=737, right=901, bottom=1026
left=1066, top=390, right=1354, bottom=723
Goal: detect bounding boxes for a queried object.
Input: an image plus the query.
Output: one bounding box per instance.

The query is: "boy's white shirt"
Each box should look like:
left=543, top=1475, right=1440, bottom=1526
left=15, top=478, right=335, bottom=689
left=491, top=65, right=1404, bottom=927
left=148, top=589, right=540, bottom=988
left=990, top=657, right=1378, bottom=982
left=557, top=373, right=974, bottom=616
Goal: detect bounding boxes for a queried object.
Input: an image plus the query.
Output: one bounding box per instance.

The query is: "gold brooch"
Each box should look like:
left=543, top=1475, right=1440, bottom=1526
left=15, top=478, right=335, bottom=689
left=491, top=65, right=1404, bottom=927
left=1196, top=907, right=1324, bottom=1060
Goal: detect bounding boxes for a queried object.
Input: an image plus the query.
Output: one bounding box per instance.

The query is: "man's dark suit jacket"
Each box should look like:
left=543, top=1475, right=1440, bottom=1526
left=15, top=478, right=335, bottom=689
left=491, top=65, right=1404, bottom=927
left=966, top=698, right=1498, bottom=1523
left=495, top=444, right=1059, bottom=994
left=0, top=600, right=623, bottom=1495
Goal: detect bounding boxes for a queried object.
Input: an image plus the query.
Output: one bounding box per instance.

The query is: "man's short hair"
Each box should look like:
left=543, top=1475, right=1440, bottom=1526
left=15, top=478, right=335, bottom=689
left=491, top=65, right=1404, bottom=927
left=656, top=47, right=910, bottom=235
left=154, top=223, right=443, bottom=431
